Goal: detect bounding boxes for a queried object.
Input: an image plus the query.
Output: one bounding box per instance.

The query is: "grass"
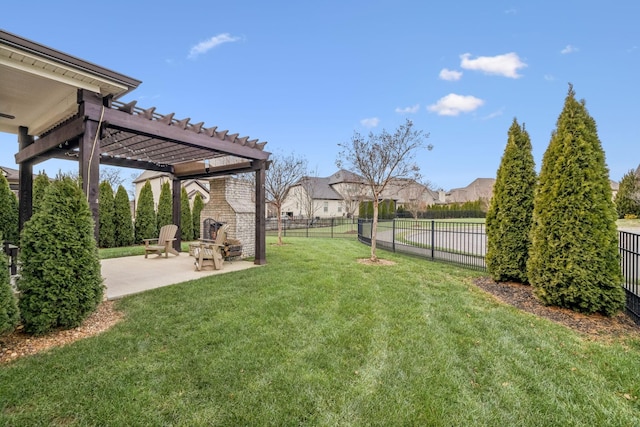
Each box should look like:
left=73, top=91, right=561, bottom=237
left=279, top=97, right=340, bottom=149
left=99, top=242, right=194, bottom=259
left=618, top=218, right=640, bottom=229
left=2, top=238, right=640, bottom=425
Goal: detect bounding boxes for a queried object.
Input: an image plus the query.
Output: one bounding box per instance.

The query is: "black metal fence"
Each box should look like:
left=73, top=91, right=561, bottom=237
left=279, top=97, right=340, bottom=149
left=359, top=219, right=640, bottom=324
left=358, top=219, right=486, bottom=270
left=266, top=217, right=359, bottom=238
left=620, top=231, right=640, bottom=323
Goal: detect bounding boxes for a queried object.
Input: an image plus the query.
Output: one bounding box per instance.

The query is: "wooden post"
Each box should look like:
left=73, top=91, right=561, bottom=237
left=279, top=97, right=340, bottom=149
left=79, top=119, right=101, bottom=241
left=18, top=126, right=34, bottom=233
left=172, top=175, right=181, bottom=252
left=254, top=160, right=267, bottom=265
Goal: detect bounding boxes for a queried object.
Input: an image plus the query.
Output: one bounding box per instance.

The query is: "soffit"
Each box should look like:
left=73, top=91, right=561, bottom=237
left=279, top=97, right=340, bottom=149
left=0, top=30, right=140, bottom=136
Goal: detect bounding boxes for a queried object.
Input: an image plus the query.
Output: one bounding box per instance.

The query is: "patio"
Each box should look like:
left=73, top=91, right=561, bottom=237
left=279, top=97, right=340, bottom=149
left=101, top=254, right=259, bottom=300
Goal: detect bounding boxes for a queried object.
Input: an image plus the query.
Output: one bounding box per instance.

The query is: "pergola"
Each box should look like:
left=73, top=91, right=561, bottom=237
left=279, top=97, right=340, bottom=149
left=0, top=30, right=270, bottom=264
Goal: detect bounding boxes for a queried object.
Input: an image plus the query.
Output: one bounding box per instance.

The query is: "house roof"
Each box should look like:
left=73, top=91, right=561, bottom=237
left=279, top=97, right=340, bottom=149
left=327, top=169, right=365, bottom=185
left=294, top=176, right=343, bottom=200
left=132, top=170, right=171, bottom=184
left=0, top=165, right=18, bottom=181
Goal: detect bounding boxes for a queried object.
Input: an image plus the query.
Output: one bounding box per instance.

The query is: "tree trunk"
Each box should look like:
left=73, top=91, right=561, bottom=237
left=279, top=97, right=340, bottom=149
left=277, top=207, right=283, bottom=245
left=370, top=199, right=379, bottom=262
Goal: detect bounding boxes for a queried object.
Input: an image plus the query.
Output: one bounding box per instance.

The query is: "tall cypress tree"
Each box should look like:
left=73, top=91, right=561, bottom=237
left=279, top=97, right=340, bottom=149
left=32, top=172, right=50, bottom=216
left=0, top=236, right=19, bottom=335
left=98, top=181, right=116, bottom=248
left=135, top=181, right=157, bottom=244
left=614, top=170, right=640, bottom=218
left=527, top=85, right=625, bottom=316
left=0, top=174, right=18, bottom=245
left=486, top=118, right=536, bottom=283
left=180, top=187, right=193, bottom=241
left=191, top=193, right=204, bottom=240
left=113, top=185, right=134, bottom=247
left=156, top=181, right=172, bottom=230
left=18, top=177, right=103, bottom=335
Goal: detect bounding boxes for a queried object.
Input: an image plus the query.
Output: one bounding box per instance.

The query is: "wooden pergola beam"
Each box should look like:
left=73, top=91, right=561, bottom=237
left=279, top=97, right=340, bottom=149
left=14, top=115, right=84, bottom=164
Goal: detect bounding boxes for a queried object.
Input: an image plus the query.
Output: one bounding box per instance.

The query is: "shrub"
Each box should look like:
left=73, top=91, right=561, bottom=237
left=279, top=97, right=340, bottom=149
left=135, top=181, right=156, bottom=244
left=113, top=185, right=134, bottom=247
left=180, top=187, right=193, bottom=241
left=486, top=118, right=536, bottom=283
left=18, top=177, right=104, bottom=335
left=614, top=169, right=640, bottom=218
left=527, top=85, right=625, bottom=316
left=191, top=193, right=204, bottom=240
left=0, top=174, right=18, bottom=244
left=32, top=171, right=50, bottom=216
left=0, top=234, right=19, bottom=336
left=98, top=181, right=116, bottom=248
left=156, top=181, right=172, bottom=230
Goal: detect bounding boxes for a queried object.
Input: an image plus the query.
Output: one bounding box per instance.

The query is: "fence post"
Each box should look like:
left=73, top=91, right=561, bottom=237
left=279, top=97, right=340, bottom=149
left=392, top=219, right=396, bottom=252
left=331, top=218, right=334, bottom=238
left=431, top=220, right=435, bottom=259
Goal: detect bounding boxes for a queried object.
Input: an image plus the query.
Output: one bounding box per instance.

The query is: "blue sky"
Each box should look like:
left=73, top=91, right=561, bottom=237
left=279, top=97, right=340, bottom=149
left=1, top=1, right=639, bottom=190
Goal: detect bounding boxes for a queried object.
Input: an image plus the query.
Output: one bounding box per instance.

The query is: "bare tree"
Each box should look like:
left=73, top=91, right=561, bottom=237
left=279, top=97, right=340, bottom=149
left=337, top=119, right=431, bottom=261
left=265, top=153, right=307, bottom=245
left=100, top=167, right=126, bottom=188
left=295, top=176, right=322, bottom=219
left=333, top=181, right=369, bottom=218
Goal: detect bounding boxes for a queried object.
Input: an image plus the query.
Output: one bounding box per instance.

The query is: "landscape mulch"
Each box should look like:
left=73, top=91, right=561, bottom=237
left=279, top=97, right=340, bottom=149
left=473, top=277, right=640, bottom=341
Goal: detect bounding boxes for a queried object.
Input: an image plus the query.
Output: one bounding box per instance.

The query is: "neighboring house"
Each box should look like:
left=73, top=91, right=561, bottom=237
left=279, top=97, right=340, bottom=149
left=132, top=170, right=210, bottom=211
left=0, top=165, right=19, bottom=196
left=446, top=177, right=622, bottom=205
left=445, top=178, right=496, bottom=205
left=610, top=180, right=620, bottom=200
left=280, top=169, right=437, bottom=219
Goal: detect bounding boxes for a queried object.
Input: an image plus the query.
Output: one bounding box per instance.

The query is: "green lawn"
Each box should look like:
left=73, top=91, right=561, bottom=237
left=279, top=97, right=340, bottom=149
left=2, top=238, right=640, bottom=426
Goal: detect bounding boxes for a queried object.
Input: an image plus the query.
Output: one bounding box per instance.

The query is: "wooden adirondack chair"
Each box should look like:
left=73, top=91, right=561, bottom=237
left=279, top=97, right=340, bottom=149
left=144, top=224, right=179, bottom=258
left=194, top=224, right=228, bottom=271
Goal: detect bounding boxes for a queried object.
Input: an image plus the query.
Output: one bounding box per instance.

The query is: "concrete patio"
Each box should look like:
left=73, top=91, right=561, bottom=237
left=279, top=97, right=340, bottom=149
left=101, top=253, right=259, bottom=300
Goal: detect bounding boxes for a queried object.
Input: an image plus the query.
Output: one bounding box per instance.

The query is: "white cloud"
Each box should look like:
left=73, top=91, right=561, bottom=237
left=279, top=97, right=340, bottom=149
left=427, top=94, right=484, bottom=116
left=460, top=52, right=527, bottom=78
left=439, top=68, right=463, bottom=81
left=188, top=33, right=241, bottom=59
left=544, top=74, right=555, bottom=81
left=560, top=44, right=578, bottom=54
left=360, top=117, right=379, bottom=127
left=395, top=104, right=420, bottom=114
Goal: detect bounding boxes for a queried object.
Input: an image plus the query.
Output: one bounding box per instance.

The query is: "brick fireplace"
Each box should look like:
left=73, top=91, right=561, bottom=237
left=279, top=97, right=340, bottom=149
left=200, top=176, right=255, bottom=258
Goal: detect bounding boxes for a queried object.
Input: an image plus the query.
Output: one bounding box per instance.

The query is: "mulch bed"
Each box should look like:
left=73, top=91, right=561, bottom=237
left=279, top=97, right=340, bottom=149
left=0, top=301, right=123, bottom=364
left=473, top=277, right=640, bottom=340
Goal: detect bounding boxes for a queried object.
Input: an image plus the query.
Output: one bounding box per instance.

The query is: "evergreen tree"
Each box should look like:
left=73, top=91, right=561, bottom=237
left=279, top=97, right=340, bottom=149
left=0, top=235, right=19, bottom=335
left=135, top=180, right=157, bottom=244
left=32, top=172, right=50, bottom=216
left=113, top=185, right=134, bottom=247
left=0, top=174, right=19, bottom=244
left=191, top=193, right=204, bottom=240
left=156, top=181, right=172, bottom=230
left=527, top=85, right=625, bottom=316
left=180, top=187, right=193, bottom=241
left=486, top=118, right=536, bottom=283
left=18, top=177, right=103, bottom=335
left=614, top=170, right=640, bottom=218
left=98, top=181, right=116, bottom=248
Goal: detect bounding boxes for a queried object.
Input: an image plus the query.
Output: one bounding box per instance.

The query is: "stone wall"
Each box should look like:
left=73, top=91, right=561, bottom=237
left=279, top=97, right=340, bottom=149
left=200, top=176, right=255, bottom=258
